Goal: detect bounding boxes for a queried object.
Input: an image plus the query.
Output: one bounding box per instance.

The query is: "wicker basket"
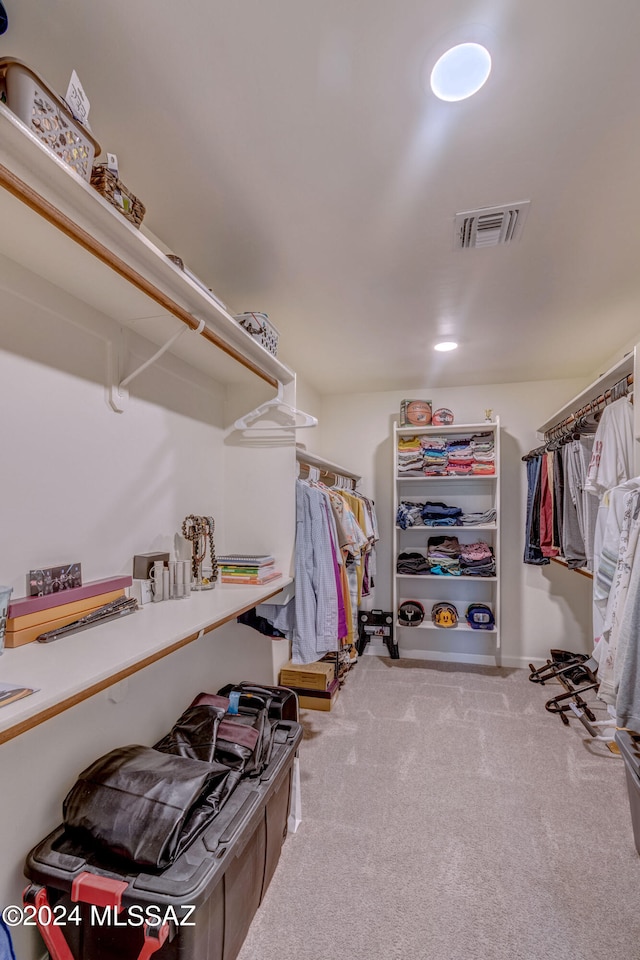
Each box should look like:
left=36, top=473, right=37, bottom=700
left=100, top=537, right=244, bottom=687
left=90, top=165, right=146, bottom=228
left=234, top=312, right=279, bottom=357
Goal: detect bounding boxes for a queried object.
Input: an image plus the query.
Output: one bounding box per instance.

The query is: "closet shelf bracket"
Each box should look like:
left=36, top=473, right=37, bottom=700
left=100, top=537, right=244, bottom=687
left=107, top=319, right=206, bottom=413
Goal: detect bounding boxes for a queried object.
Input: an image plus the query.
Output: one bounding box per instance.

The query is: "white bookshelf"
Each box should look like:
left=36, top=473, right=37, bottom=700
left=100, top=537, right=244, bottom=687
left=393, top=419, right=501, bottom=663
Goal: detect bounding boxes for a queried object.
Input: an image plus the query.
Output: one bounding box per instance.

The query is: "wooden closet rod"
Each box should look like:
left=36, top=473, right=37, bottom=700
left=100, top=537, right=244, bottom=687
left=543, top=374, right=633, bottom=441
left=298, top=461, right=357, bottom=488
left=522, top=374, right=633, bottom=461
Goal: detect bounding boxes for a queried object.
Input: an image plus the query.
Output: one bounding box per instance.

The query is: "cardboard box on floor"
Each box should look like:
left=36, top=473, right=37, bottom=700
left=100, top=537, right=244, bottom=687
left=298, top=689, right=340, bottom=712
left=280, top=660, right=335, bottom=691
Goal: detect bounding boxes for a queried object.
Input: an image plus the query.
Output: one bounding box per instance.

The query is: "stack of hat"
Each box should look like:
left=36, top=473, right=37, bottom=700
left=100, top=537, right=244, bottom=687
left=471, top=433, right=495, bottom=475
left=465, top=603, right=495, bottom=630
left=398, top=600, right=425, bottom=625
left=459, top=541, right=495, bottom=577
left=426, top=536, right=461, bottom=576
left=431, top=601, right=459, bottom=627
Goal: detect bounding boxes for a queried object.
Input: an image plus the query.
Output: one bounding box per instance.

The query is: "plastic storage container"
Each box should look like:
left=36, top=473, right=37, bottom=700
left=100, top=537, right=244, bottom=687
left=0, top=58, right=100, bottom=180
left=615, top=729, right=640, bottom=855
left=24, top=720, right=302, bottom=960
left=233, top=313, right=279, bottom=357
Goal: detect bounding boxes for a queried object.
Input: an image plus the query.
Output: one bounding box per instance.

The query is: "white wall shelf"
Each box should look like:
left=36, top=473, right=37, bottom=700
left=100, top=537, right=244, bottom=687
left=397, top=622, right=497, bottom=634
left=396, top=523, right=497, bottom=532
left=393, top=420, right=501, bottom=662
left=395, top=574, right=498, bottom=582
left=537, top=351, right=634, bottom=435
left=397, top=475, right=499, bottom=481
left=0, top=103, right=295, bottom=391
left=0, top=578, right=292, bottom=746
left=295, top=449, right=361, bottom=483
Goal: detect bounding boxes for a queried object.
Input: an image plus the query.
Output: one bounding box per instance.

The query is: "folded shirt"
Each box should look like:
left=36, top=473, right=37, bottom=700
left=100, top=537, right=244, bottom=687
left=396, top=502, right=425, bottom=528
left=396, top=552, right=429, bottom=574
left=460, top=509, right=497, bottom=525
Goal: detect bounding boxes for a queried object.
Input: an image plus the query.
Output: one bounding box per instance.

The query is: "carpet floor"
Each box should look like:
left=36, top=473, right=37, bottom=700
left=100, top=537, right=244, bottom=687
left=237, top=655, right=640, bottom=960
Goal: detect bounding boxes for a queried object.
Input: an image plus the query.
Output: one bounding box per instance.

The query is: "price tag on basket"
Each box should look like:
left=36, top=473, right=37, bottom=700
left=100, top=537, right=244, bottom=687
left=65, top=69, right=90, bottom=124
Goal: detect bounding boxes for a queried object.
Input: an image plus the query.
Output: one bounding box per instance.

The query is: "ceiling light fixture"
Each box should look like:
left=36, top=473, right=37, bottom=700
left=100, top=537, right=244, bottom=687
left=430, top=43, right=491, bottom=102
left=434, top=341, right=458, bottom=352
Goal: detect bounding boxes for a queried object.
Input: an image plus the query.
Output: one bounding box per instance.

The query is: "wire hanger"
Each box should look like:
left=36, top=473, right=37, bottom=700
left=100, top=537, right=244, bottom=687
left=234, top=381, right=318, bottom=431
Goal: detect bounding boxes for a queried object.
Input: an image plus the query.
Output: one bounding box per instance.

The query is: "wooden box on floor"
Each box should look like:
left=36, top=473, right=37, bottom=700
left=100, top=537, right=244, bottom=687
left=289, top=678, right=340, bottom=711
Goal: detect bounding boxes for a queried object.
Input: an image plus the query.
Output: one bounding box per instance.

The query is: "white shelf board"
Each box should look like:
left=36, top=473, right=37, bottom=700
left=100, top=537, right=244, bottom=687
left=396, top=621, right=497, bottom=634
left=395, top=574, right=497, bottom=582
left=537, top=352, right=633, bottom=434
left=0, top=103, right=294, bottom=388
left=396, top=421, right=498, bottom=435
left=396, top=475, right=498, bottom=481
left=0, top=577, right=292, bottom=745
left=396, top=524, right=497, bottom=532
left=295, top=449, right=361, bottom=481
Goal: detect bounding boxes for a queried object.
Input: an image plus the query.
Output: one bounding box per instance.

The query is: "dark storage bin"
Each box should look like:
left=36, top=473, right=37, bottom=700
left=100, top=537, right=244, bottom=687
left=24, top=721, right=302, bottom=960
left=615, top=729, right=640, bottom=855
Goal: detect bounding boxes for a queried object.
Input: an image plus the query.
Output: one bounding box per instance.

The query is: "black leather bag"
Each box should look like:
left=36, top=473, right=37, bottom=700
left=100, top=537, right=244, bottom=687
left=192, top=690, right=274, bottom=777
left=62, top=744, right=232, bottom=869
left=154, top=702, right=227, bottom=762
left=217, top=682, right=298, bottom=722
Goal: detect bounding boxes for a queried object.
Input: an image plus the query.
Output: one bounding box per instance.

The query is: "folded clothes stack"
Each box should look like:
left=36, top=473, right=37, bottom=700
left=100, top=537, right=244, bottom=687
left=398, top=436, right=422, bottom=451
left=397, top=501, right=496, bottom=528
left=398, top=441, right=426, bottom=475
left=460, top=507, right=497, bottom=525
left=396, top=551, right=429, bottom=575
left=445, top=437, right=474, bottom=476
left=421, top=501, right=463, bottom=526
left=396, top=501, right=426, bottom=528
left=420, top=436, right=448, bottom=475
left=471, top=433, right=495, bottom=475
left=427, top=536, right=461, bottom=576
left=459, top=541, right=496, bottom=576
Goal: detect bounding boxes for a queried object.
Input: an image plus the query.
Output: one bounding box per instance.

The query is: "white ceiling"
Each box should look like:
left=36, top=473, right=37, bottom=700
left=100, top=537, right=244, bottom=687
left=4, top=0, right=640, bottom=393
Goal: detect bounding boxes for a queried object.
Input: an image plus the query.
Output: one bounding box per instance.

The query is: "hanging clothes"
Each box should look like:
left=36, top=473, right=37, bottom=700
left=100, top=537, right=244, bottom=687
left=257, top=477, right=378, bottom=665
left=584, top=397, right=634, bottom=499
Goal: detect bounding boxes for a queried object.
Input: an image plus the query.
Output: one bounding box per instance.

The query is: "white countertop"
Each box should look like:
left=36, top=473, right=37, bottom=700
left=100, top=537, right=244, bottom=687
left=0, top=578, right=292, bottom=744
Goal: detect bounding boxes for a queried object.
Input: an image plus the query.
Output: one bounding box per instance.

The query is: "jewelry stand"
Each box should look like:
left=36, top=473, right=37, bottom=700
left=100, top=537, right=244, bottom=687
left=181, top=515, right=219, bottom=590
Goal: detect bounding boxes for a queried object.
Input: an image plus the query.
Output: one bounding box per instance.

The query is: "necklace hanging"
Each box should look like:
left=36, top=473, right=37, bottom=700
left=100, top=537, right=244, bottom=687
left=182, top=514, right=219, bottom=587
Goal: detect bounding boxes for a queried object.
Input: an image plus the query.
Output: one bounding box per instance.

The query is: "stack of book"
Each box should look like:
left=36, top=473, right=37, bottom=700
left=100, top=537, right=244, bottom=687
left=218, top=555, right=282, bottom=585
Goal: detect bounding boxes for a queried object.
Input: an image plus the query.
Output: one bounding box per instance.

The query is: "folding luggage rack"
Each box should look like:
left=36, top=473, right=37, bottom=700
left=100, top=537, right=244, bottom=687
left=529, top=650, right=602, bottom=735
left=23, top=722, right=302, bottom=960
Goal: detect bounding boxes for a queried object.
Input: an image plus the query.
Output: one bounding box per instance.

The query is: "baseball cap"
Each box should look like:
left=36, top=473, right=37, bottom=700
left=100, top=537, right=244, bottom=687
left=431, top=601, right=459, bottom=628
left=398, top=600, right=425, bottom=626
left=465, top=603, right=495, bottom=630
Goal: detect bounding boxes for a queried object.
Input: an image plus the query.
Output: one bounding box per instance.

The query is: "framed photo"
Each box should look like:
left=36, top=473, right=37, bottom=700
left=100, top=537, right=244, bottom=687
left=29, top=563, right=82, bottom=596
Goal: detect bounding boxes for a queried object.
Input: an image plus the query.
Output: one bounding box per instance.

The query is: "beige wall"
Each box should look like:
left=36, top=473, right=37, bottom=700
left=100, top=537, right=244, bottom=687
left=314, top=378, right=595, bottom=668
left=0, top=255, right=294, bottom=959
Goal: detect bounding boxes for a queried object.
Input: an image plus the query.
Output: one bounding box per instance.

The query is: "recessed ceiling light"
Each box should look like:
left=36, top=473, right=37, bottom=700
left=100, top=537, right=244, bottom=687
left=430, top=43, right=491, bottom=102
left=434, top=341, right=458, bottom=352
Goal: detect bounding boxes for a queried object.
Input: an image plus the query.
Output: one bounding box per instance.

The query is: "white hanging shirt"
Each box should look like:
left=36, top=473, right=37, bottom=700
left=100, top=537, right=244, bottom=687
left=584, top=398, right=634, bottom=498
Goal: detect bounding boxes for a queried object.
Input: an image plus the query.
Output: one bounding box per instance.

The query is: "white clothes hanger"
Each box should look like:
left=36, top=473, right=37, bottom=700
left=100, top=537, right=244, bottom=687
left=234, top=382, right=318, bottom=431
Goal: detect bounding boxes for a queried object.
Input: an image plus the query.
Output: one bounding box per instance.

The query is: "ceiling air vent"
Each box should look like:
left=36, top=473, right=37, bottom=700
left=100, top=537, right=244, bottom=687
left=454, top=201, right=530, bottom=249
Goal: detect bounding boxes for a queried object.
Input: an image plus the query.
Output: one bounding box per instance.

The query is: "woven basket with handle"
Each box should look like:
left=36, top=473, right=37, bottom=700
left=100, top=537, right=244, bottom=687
left=90, top=165, right=146, bottom=228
